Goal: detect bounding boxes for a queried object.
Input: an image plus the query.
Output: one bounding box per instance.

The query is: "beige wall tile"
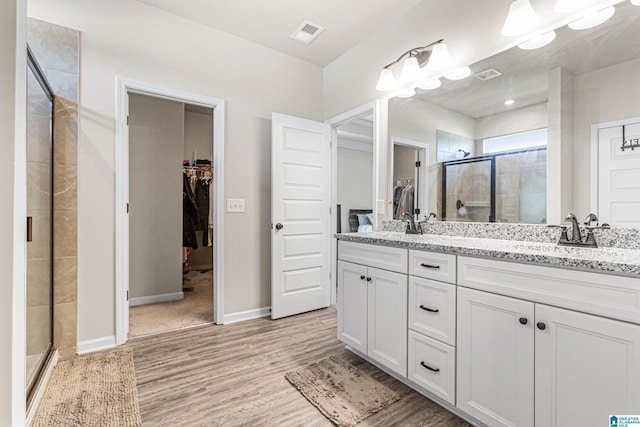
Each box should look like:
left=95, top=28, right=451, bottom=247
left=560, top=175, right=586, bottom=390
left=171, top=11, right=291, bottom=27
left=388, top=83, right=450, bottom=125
left=53, top=210, right=76, bottom=258
left=27, top=258, right=51, bottom=307
left=53, top=301, right=76, bottom=351
left=26, top=305, right=52, bottom=357
left=53, top=256, right=77, bottom=304
left=53, top=97, right=77, bottom=166
left=54, top=164, right=77, bottom=212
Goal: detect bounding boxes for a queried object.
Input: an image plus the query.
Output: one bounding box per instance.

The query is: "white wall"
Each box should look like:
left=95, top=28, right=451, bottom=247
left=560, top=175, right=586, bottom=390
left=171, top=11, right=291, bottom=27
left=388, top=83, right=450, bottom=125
left=28, top=0, right=323, bottom=344
left=129, top=93, right=184, bottom=300
left=184, top=108, right=213, bottom=163
left=337, top=147, right=373, bottom=231
left=573, top=57, right=640, bottom=216
left=1, top=0, right=26, bottom=424
left=475, top=103, right=548, bottom=141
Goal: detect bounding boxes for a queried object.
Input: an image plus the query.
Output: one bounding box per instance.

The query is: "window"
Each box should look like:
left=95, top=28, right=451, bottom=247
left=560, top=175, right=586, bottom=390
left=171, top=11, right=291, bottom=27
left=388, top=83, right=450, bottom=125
left=483, top=129, right=547, bottom=154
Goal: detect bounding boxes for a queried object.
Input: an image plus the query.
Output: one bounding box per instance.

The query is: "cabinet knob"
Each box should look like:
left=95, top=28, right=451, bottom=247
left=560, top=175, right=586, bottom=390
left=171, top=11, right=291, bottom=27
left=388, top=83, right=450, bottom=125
left=536, top=322, right=546, bottom=330
left=366, top=277, right=372, bottom=282
left=360, top=275, right=366, bottom=280
left=519, top=317, right=528, bottom=325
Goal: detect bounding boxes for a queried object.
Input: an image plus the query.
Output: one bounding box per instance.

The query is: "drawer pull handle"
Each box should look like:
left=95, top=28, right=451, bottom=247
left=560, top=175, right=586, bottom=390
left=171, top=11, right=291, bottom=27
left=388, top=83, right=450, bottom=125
left=420, top=263, right=440, bottom=269
left=419, top=305, right=439, bottom=313
left=420, top=361, right=440, bottom=372
left=360, top=275, right=366, bottom=280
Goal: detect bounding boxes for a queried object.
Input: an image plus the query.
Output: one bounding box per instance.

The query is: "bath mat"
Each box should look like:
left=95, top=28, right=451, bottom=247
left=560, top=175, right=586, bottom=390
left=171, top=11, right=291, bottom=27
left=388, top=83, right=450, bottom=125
left=31, top=348, right=142, bottom=427
left=285, top=355, right=400, bottom=427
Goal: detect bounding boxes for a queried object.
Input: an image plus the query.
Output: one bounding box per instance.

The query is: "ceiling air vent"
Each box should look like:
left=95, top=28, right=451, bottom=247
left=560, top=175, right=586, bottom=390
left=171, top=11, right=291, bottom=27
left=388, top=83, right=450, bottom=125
left=474, top=68, right=502, bottom=81
left=291, top=20, right=325, bottom=45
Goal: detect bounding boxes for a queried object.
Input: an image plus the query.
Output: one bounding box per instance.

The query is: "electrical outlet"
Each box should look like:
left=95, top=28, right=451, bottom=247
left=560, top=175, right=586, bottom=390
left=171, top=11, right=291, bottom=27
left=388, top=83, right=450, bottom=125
left=227, top=198, right=245, bottom=213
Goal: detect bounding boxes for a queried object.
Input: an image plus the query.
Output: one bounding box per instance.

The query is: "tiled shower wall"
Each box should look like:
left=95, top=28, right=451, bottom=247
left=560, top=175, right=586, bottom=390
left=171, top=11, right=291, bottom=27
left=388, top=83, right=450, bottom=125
left=28, top=18, right=79, bottom=359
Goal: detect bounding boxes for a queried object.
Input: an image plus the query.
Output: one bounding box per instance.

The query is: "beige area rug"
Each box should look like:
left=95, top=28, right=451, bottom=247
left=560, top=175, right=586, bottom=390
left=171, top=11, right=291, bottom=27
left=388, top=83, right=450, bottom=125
left=31, top=348, right=142, bottom=427
left=128, top=269, right=213, bottom=337
left=285, top=355, right=400, bottom=427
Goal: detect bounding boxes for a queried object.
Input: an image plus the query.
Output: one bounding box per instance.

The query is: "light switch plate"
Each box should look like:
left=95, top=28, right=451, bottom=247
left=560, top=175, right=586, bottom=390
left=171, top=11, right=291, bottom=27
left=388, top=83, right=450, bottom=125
left=227, top=198, right=245, bottom=213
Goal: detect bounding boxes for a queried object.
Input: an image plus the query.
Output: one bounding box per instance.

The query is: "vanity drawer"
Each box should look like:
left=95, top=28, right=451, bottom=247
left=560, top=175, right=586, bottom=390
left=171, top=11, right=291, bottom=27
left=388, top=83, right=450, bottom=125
left=408, top=276, right=456, bottom=346
left=409, top=250, right=456, bottom=284
left=338, top=241, right=407, bottom=274
left=408, top=330, right=456, bottom=406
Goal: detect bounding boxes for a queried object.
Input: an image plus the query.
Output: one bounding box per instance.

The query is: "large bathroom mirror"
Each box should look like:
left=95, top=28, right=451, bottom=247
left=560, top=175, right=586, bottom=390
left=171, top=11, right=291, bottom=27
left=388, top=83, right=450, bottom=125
left=388, top=0, right=640, bottom=225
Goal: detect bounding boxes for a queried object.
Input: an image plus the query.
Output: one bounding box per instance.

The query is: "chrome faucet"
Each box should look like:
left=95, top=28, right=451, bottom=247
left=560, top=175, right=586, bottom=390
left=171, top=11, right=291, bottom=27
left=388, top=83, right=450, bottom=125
left=403, top=212, right=421, bottom=234
left=565, top=213, right=582, bottom=243
left=584, top=213, right=598, bottom=226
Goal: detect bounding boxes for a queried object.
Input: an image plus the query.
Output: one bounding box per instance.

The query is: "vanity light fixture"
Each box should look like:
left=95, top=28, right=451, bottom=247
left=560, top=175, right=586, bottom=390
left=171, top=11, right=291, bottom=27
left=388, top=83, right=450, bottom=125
left=396, top=87, right=417, bottom=98
left=375, top=39, right=453, bottom=91
left=501, top=0, right=541, bottom=36
left=553, top=0, right=583, bottom=13
left=631, top=0, right=640, bottom=6
left=568, top=6, right=615, bottom=30
left=418, top=78, right=442, bottom=90
left=444, top=66, right=472, bottom=80
left=518, top=30, right=556, bottom=50
left=505, top=99, right=515, bottom=106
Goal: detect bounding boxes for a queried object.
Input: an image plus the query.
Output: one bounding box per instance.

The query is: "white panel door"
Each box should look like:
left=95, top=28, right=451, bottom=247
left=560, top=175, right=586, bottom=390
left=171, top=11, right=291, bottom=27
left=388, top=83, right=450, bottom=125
left=367, top=267, right=408, bottom=376
left=337, top=260, right=368, bottom=354
left=535, top=304, right=640, bottom=427
left=271, top=113, right=331, bottom=319
left=457, top=287, right=535, bottom=427
left=597, top=122, right=640, bottom=226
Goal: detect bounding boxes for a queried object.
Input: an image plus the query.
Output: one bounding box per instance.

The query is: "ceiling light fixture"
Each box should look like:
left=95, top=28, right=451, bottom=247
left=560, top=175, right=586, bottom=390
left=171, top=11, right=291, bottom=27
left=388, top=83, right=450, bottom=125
left=396, top=88, right=417, bottom=98
left=518, top=30, right=557, bottom=50
left=418, top=78, right=442, bottom=90
left=505, top=99, right=515, bottom=106
left=501, top=0, right=541, bottom=36
left=375, top=39, right=454, bottom=91
left=444, top=66, right=471, bottom=80
left=568, top=6, right=615, bottom=30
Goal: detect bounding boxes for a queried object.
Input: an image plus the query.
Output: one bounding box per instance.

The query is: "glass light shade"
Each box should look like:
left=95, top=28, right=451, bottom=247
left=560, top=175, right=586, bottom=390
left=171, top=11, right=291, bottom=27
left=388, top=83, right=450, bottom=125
left=395, top=87, right=416, bottom=98
left=425, top=42, right=453, bottom=72
left=501, top=0, right=541, bottom=36
left=444, top=66, right=471, bottom=80
left=399, top=56, right=422, bottom=83
left=375, top=68, right=397, bottom=91
left=568, top=6, right=615, bottom=30
left=554, top=0, right=582, bottom=13
left=518, top=31, right=556, bottom=50
left=418, top=78, right=442, bottom=90
left=631, top=0, right=640, bottom=6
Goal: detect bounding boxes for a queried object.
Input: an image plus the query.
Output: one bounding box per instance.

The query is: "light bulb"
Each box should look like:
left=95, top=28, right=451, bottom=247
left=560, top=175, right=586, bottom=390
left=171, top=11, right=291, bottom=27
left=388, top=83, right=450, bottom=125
left=444, top=66, right=471, bottom=80
left=396, top=88, right=416, bottom=98
left=418, top=78, right=442, bottom=90
left=518, top=31, right=556, bottom=50
left=375, top=69, right=397, bottom=91
left=501, top=0, right=541, bottom=36
left=568, top=6, right=615, bottom=30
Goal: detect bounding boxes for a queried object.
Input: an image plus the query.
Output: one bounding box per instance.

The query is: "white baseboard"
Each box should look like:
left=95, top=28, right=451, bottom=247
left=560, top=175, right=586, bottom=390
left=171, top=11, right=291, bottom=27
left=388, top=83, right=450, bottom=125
left=77, top=336, right=116, bottom=355
left=129, top=291, right=184, bottom=307
left=26, top=349, right=58, bottom=427
left=223, top=306, right=271, bottom=324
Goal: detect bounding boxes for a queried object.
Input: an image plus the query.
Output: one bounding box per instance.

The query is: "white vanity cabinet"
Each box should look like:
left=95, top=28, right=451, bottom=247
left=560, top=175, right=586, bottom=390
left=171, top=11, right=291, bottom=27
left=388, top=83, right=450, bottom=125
left=457, top=257, right=640, bottom=427
left=337, top=241, right=408, bottom=376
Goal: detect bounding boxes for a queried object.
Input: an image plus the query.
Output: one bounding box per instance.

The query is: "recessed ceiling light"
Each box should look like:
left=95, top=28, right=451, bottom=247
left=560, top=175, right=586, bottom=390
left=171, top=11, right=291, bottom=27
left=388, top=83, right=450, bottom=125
left=518, top=31, right=556, bottom=50
left=568, top=6, right=615, bottom=30
left=505, top=99, right=515, bottom=106
left=290, top=20, right=325, bottom=45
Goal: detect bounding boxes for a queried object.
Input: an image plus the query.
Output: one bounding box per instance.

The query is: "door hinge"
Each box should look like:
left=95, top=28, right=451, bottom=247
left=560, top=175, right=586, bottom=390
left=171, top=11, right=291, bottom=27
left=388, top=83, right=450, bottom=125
left=126, top=290, right=129, bottom=301
left=415, top=160, right=421, bottom=167
left=126, top=203, right=129, bottom=213
left=126, top=115, right=129, bottom=126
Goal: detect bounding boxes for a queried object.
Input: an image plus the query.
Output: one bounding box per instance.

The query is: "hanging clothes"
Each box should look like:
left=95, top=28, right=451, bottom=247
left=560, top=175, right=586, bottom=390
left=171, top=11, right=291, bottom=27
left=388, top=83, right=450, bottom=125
left=393, top=181, right=414, bottom=219
left=183, top=172, right=199, bottom=249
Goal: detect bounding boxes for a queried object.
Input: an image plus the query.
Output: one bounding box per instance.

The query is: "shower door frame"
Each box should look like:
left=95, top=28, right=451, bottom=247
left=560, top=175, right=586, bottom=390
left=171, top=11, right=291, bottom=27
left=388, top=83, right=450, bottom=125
left=25, top=45, right=56, bottom=406
left=441, top=147, right=547, bottom=222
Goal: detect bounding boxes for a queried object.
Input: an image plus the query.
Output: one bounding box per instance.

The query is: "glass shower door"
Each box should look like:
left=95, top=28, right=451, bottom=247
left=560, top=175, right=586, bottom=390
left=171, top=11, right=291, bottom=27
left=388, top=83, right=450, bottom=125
left=26, top=53, right=54, bottom=400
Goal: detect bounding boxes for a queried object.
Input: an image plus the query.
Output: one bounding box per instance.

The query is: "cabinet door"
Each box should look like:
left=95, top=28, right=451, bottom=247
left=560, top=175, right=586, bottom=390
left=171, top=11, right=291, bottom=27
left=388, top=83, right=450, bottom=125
left=457, top=287, right=534, bottom=427
left=535, top=304, right=640, bottom=427
left=367, top=267, right=408, bottom=376
left=337, top=261, right=368, bottom=354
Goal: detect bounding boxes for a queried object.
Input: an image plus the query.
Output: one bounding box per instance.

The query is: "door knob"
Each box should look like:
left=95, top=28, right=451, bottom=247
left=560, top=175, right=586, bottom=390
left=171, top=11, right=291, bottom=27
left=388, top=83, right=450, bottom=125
left=275, top=223, right=284, bottom=230
left=536, top=322, right=546, bottom=330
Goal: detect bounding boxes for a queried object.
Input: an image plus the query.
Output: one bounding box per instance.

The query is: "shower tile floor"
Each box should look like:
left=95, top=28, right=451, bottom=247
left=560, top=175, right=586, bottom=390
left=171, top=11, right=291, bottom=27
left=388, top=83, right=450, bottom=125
left=128, top=270, right=213, bottom=338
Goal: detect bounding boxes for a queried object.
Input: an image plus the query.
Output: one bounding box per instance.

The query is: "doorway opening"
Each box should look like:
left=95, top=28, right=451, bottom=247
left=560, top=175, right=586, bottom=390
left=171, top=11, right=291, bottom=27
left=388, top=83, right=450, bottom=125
left=389, top=137, right=428, bottom=220
left=115, top=79, right=225, bottom=345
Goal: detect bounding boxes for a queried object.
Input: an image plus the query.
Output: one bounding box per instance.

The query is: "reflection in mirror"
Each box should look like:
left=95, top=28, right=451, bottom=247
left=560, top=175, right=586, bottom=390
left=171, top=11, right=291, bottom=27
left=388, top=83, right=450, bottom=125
left=388, top=0, right=640, bottom=225
left=390, top=137, right=428, bottom=220
left=336, top=115, right=373, bottom=233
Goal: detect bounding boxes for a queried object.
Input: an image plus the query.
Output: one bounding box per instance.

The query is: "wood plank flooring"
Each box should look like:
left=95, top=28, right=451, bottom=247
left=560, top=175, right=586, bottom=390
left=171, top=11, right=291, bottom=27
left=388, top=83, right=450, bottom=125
left=126, top=308, right=472, bottom=427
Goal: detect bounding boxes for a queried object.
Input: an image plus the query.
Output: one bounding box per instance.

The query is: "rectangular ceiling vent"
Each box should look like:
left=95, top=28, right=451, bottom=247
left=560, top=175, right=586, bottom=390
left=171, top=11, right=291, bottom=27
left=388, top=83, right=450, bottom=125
left=474, top=68, right=502, bottom=81
left=291, top=20, right=325, bottom=45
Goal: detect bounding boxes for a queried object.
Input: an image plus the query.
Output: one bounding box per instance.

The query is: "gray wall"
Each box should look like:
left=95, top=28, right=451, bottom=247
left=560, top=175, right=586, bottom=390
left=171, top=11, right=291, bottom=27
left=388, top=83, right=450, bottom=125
left=184, top=107, right=213, bottom=163
left=129, top=93, right=184, bottom=300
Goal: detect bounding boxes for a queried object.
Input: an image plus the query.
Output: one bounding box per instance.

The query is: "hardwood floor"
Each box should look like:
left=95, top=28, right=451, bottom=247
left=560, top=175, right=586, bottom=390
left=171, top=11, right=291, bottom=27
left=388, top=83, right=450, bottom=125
left=126, top=308, right=472, bottom=427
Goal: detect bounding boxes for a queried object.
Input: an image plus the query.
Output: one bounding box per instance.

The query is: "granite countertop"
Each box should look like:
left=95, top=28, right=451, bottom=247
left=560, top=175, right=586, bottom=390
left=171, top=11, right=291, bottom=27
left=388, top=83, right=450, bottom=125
left=336, top=231, right=640, bottom=277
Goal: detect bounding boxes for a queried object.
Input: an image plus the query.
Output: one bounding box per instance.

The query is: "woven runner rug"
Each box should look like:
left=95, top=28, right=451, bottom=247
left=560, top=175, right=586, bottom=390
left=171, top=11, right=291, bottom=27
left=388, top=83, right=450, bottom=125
left=31, top=348, right=142, bottom=427
left=285, top=355, right=400, bottom=427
